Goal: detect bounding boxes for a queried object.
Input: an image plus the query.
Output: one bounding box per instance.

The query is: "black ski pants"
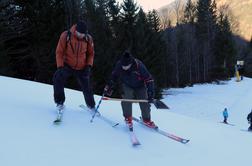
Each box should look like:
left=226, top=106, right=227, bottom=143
left=53, top=65, right=95, bottom=108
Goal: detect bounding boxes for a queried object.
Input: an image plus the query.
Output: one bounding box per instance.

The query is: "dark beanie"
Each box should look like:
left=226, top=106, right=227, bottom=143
left=76, top=21, right=87, bottom=33
left=121, top=51, right=134, bottom=66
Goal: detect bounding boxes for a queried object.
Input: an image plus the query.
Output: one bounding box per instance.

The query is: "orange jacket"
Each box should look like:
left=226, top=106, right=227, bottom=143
left=55, top=24, right=94, bottom=70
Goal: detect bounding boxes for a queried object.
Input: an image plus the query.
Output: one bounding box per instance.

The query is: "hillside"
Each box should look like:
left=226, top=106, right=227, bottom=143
left=159, top=0, right=252, bottom=41
left=1, top=76, right=252, bottom=166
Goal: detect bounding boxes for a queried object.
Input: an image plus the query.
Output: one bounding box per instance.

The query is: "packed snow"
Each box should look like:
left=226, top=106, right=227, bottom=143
left=0, top=76, right=251, bottom=166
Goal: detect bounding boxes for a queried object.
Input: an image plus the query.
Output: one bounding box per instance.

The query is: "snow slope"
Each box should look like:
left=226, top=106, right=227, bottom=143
left=0, top=76, right=252, bottom=166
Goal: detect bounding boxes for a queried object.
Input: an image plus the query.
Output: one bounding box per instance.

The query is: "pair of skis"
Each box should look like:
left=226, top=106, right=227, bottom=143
left=78, top=105, right=141, bottom=145
left=53, top=105, right=189, bottom=146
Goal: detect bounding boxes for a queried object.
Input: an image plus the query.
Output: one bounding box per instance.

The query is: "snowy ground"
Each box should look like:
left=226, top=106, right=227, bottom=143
left=0, top=76, right=251, bottom=166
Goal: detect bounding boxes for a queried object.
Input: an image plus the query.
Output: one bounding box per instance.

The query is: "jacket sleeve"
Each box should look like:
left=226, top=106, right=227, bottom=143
left=55, top=31, right=67, bottom=68
left=86, top=35, right=95, bottom=66
left=139, top=62, right=155, bottom=96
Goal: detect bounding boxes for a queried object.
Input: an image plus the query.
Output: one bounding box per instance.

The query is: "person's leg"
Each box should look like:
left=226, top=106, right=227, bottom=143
left=224, top=117, right=227, bottom=123
left=76, top=69, right=95, bottom=108
left=53, top=66, right=72, bottom=105
left=121, top=84, right=134, bottom=119
left=135, top=86, right=151, bottom=121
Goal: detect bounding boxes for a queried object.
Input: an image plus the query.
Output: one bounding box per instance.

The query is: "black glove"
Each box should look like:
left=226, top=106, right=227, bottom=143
left=57, top=66, right=64, bottom=70
left=147, top=91, right=154, bottom=103
left=56, top=66, right=64, bottom=75
left=85, top=65, right=92, bottom=74
left=104, top=84, right=113, bottom=96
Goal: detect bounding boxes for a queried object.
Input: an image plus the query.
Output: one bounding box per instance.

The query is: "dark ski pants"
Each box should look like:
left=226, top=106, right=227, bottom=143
left=223, top=117, right=227, bottom=123
left=121, top=84, right=151, bottom=121
left=53, top=65, right=95, bottom=108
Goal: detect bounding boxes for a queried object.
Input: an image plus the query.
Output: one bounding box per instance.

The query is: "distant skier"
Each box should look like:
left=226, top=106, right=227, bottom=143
left=237, top=63, right=244, bottom=80
left=53, top=20, right=96, bottom=110
left=223, top=108, right=228, bottom=124
left=104, top=50, right=156, bottom=129
left=247, top=110, right=252, bottom=131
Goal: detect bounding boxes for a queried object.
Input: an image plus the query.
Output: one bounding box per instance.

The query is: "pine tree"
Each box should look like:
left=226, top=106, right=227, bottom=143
left=134, top=9, right=167, bottom=96
left=0, top=0, right=67, bottom=82
left=107, top=0, right=121, bottom=39
left=182, top=0, right=197, bottom=84
left=119, top=0, right=139, bottom=50
left=195, top=0, right=218, bottom=82
left=183, top=0, right=196, bottom=24
left=250, top=36, right=252, bottom=49
left=147, top=10, right=161, bottom=32
left=214, top=13, right=236, bottom=78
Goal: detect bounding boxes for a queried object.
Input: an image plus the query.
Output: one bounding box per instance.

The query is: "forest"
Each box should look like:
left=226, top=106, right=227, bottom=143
left=1, top=0, right=252, bottom=98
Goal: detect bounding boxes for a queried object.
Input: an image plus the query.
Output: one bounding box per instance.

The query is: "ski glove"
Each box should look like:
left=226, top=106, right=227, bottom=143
left=104, top=85, right=113, bottom=97
left=84, top=65, right=92, bottom=74
left=147, top=91, right=154, bottom=103
left=56, top=66, right=64, bottom=76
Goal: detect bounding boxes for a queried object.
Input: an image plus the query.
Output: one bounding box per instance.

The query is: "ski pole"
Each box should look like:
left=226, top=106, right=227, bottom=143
left=90, top=93, right=105, bottom=123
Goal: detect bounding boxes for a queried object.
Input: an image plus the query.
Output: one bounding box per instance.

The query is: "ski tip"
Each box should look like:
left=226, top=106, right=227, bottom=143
left=53, top=120, right=61, bottom=124
left=132, top=142, right=141, bottom=146
left=181, top=139, right=190, bottom=144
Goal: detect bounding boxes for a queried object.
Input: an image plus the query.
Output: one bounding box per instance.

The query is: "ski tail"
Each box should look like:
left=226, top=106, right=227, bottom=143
left=129, top=130, right=141, bottom=146
left=132, top=117, right=189, bottom=144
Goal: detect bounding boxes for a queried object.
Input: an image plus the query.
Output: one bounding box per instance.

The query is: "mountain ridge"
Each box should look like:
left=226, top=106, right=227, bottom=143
left=158, top=0, right=252, bottom=41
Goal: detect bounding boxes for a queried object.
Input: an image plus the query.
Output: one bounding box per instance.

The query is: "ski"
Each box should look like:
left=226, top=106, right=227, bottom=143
left=129, top=129, right=141, bottom=146
left=126, top=123, right=141, bottom=146
left=219, top=122, right=235, bottom=126
left=53, top=105, right=65, bottom=124
left=133, top=117, right=190, bottom=144
left=79, top=104, right=119, bottom=127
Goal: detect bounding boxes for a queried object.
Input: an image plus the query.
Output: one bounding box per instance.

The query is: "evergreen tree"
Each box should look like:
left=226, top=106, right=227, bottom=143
left=136, top=9, right=167, bottom=93
left=90, top=0, right=116, bottom=94
left=119, top=0, right=139, bottom=50
left=182, top=0, right=197, bottom=85
left=195, top=0, right=217, bottom=82
left=0, top=0, right=67, bottom=82
left=183, top=0, right=196, bottom=24
left=250, top=36, right=252, bottom=49
left=147, top=10, right=161, bottom=32
left=107, top=0, right=121, bottom=39
left=214, top=13, right=236, bottom=78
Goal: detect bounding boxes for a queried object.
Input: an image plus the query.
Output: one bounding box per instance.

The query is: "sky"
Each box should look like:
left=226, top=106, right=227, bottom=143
left=1, top=76, right=252, bottom=166
left=117, top=0, right=174, bottom=11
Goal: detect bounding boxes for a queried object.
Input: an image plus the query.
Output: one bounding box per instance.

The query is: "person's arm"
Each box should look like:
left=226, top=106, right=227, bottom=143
left=138, top=61, right=155, bottom=100
left=55, top=31, right=67, bottom=68
left=86, top=35, right=95, bottom=67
